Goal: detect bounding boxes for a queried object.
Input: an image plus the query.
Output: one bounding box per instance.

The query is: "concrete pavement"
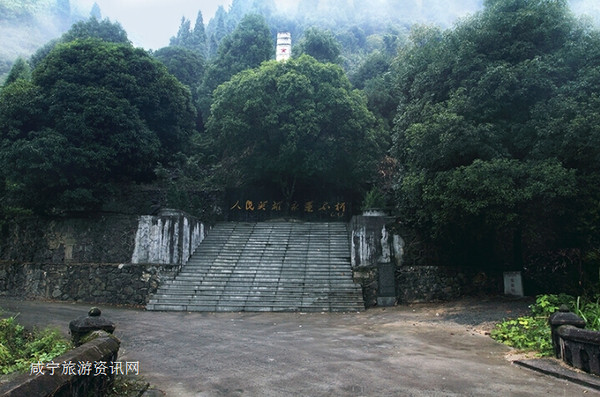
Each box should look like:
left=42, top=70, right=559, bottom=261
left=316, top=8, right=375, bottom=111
left=0, top=297, right=596, bottom=396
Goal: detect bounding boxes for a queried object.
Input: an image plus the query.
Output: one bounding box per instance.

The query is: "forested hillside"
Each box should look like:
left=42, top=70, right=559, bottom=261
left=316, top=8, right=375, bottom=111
left=0, top=0, right=93, bottom=82
left=1, top=0, right=600, bottom=293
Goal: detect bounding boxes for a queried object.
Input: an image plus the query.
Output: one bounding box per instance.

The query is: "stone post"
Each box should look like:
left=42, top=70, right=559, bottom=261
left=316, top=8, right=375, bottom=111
left=548, top=304, right=586, bottom=358
left=69, top=307, right=116, bottom=346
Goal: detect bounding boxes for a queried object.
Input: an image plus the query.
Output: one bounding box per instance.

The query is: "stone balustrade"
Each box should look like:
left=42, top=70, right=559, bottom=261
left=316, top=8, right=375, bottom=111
left=550, top=305, right=600, bottom=375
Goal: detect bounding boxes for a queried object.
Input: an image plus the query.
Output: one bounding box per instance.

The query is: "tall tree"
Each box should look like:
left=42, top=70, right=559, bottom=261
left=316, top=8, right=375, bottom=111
left=207, top=6, right=228, bottom=57
left=190, top=10, right=208, bottom=55
left=392, top=0, right=591, bottom=268
left=294, top=27, right=342, bottom=64
left=61, top=18, right=129, bottom=44
left=0, top=39, right=196, bottom=213
left=207, top=55, right=383, bottom=200
left=30, top=18, right=129, bottom=68
left=153, top=45, right=205, bottom=131
left=3, top=58, right=31, bottom=86
left=170, top=11, right=208, bottom=56
left=170, top=17, right=192, bottom=48
left=199, top=13, right=273, bottom=120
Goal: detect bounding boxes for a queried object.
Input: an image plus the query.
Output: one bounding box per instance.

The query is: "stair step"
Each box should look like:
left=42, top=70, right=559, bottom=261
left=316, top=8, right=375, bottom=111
left=147, top=221, right=364, bottom=312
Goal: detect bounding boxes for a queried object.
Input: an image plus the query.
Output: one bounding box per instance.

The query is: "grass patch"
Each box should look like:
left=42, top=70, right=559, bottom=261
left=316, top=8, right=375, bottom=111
left=0, top=315, right=71, bottom=374
left=491, top=293, right=600, bottom=356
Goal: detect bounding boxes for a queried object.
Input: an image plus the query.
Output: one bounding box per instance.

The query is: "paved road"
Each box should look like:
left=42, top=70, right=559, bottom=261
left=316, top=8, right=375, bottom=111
left=0, top=297, right=595, bottom=396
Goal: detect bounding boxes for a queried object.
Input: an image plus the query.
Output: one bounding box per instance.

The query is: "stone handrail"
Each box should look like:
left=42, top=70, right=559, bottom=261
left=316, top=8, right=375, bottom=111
left=549, top=305, right=600, bottom=375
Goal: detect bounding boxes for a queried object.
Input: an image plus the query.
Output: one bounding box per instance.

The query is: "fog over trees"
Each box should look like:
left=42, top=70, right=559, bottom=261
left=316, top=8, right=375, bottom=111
left=3, top=0, right=599, bottom=81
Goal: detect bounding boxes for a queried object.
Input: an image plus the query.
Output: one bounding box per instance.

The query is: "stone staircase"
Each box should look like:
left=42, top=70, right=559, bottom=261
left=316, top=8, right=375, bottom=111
left=146, top=221, right=364, bottom=312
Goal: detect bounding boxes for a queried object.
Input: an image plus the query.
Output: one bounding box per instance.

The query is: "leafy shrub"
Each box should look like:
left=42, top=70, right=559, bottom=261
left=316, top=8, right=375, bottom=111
left=530, top=293, right=574, bottom=316
left=0, top=316, right=71, bottom=374
left=362, top=187, right=387, bottom=210
left=491, top=294, right=600, bottom=356
left=490, top=315, right=553, bottom=355
left=575, top=296, right=600, bottom=331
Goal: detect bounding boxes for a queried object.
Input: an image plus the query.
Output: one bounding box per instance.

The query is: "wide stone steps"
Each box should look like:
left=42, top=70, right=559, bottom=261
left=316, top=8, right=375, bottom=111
left=146, top=221, right=363, bottom=312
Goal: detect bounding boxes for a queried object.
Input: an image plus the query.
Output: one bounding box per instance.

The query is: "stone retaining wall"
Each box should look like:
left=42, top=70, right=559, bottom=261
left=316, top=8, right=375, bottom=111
left=0, top=209, right=205, bottom=305
left=0, top=262, right=179, bottom=305
left=350, top=215, right=501, bottom=306
left=396, top=266, right=500, bottom=303
left=0, top=214, right=138, bottom=264
left=0, top=335, right=120, bottom=397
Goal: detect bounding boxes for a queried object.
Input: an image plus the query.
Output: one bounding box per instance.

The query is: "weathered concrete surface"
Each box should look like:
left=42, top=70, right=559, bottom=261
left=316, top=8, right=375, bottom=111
left=131, top=209, right=205, bottom=266
left=0, top=297, right=595, bottom=397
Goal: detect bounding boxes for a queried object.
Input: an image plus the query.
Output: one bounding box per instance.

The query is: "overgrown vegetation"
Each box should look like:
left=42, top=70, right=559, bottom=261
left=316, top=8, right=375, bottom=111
left=0, top=315, right=71, bottom=374
left=491, top=294, right=600, bottom=356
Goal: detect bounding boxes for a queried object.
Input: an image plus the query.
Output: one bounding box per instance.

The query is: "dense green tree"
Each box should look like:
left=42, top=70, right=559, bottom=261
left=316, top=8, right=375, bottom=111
left=294, top=27, right=342, bottom=64
left=153, top=46, right=205, bottom=129
left=199, top=13, right=273, bottom=120
left=3, top=58, right=31, bottom=86
left=191, top=11, right=208, bottom=55
left=170, top=11, right=208, bottom=56
left=0, top=39, right=196, bottom=213
left=30, top=18, right=129, bottom=68
left=392, top=0, right=596, bottom=268
left=206, top=6, right=229, bottom=57
left=170, top=17, right=193, bottom=48
left=153, top=46, right=205, bottom=89
left=61, top=17, right=129, bottom=44
left=207, top=55, right=383, bottom=200
left=350, top=51, right=397, bottom=128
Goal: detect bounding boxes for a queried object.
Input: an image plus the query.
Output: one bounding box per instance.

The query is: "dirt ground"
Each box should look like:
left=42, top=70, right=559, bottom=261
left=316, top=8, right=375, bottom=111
left=0, top=296, right=595, bottom=397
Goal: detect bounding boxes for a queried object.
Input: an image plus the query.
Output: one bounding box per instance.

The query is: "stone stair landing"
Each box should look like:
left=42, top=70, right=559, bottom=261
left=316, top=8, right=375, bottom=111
left=146, top=221, right=364, bottom=312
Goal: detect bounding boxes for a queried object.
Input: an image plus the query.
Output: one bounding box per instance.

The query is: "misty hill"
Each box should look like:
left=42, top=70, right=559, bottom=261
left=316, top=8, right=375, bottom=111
left=0, top=0, right=90, bottom=82
left=3, top=0, right=600, bottom=83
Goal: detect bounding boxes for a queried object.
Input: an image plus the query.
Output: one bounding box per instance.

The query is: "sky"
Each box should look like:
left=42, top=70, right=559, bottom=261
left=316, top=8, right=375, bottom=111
left=75, top=0, right=234, bottom=50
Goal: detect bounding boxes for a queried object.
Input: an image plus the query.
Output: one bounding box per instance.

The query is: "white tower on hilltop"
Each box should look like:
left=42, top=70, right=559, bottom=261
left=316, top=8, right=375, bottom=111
left=276, top=32, right=291, bottom=62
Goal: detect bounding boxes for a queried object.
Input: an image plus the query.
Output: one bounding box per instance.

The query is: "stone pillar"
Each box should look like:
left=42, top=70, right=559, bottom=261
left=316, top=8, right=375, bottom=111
left=69, top=307, right=116, bottom=346
left=350, top=215, right=398, bottom=307
left=548, top=304, right=586, bottom=358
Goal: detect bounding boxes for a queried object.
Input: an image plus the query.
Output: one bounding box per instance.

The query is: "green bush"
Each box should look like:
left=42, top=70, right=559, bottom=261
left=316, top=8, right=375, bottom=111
left=0, top=316, right=71, bottom=374
left=491, top=294, right=600, bottom=356
left=490, top=315, right=553, bottom=356
left=575, top=296, right=600, bottom=330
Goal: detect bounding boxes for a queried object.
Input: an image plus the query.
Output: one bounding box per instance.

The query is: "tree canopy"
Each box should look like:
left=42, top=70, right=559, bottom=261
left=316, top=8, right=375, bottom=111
left=199, top=13, right=273, bottom=119
left=294, top=27, right=342, bottom=64
left=207, top=55, right=383, bottom=200
left=170, top=11, right=208, bottom=56
left=0, top=39, right=196, bottom=213
left=392, top=0, right=599, bottom=267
